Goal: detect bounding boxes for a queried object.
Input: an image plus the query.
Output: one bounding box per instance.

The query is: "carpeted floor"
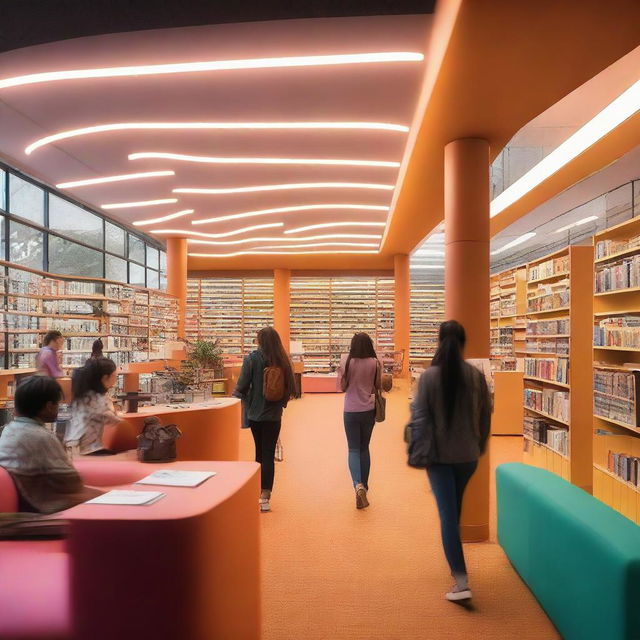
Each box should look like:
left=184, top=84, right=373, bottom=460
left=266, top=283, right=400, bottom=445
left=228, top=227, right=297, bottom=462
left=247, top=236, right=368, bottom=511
left=239, top=382, right=560, bottom=640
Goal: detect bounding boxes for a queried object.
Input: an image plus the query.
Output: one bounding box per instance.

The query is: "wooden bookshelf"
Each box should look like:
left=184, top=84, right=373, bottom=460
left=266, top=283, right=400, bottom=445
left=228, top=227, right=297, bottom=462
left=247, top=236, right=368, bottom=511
left=592, top=215, right=640, bottom=523
left=522, top=245, right=593, bottom=492
left=409, top=281, right=444, bottom=367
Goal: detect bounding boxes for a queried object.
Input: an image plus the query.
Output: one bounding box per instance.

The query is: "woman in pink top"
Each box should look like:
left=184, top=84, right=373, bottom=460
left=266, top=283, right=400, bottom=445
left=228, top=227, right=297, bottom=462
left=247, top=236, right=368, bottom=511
left=336, top=333, right=381, bottom=509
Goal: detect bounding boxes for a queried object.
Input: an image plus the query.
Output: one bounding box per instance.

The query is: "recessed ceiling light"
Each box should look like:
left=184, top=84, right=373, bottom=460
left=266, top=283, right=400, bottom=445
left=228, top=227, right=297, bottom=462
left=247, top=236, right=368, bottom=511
left=189, top=249, right=379, bottom=257
left=25, top=122, right=409, bottom=155
left=1, top=52, right=424, bottom=90
left=150, top=222, right=283, bottom=238
left=128, top=152, right=400, bottom=168
left=55, top=170, right=174, bottom=189
left=554, top=215, right=599, bottom=234
left=174, top=182, right=394, bottom=195
left=284, top=222, right=386, bottom=234
left=102, top=198, right=178, bottom=210
left=491, top=232, right=536, bottom=255
left=133, top=209, right=194, bottom=227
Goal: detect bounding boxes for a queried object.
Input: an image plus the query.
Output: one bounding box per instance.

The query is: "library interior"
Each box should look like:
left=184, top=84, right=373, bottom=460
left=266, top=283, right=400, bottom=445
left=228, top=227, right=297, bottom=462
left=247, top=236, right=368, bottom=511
left=2, top=1, right=640, bottom=638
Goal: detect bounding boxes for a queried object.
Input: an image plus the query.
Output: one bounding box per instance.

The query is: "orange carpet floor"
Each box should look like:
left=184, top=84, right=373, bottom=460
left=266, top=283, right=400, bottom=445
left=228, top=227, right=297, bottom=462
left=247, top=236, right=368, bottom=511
left=239, top=382, right=560, bottom=640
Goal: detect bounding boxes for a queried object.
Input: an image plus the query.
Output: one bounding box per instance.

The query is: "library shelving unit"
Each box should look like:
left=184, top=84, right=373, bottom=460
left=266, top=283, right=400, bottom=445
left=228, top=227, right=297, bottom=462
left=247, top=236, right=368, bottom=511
left=592, top=216, right=640, bottom=523
left=409, top=281, right=444, bottom=368
left=522, top=246, right=593, bottom=491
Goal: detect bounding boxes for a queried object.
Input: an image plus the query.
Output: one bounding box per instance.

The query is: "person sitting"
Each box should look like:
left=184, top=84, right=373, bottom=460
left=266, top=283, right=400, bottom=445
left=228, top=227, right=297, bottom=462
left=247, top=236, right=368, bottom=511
left=0, top=376, right=101, bottom=513
left=36, top=330, right=65, bottom=378
left=65, top=358, right=122, bottom=456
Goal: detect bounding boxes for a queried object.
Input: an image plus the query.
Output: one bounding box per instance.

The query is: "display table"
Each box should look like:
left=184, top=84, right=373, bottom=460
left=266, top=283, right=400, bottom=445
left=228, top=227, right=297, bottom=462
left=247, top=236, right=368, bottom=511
left=102, top=398, right=241, bottom=461
left=302, top=373, right=340, bottom=393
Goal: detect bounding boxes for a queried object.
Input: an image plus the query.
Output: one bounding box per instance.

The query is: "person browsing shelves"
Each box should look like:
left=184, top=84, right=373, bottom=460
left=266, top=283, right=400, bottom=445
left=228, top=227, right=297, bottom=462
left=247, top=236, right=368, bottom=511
left=36, top=330, right=64, bottom=378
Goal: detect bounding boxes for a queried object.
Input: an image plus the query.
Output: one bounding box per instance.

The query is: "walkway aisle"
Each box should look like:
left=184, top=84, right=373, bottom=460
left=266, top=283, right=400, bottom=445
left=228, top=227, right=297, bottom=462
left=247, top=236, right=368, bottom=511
left=238, top=384, right=559, bottom=640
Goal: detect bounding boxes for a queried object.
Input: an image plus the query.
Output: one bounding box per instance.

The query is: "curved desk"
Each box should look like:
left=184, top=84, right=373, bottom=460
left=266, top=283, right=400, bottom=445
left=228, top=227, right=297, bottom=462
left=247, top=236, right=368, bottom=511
left=102, top=398, right=241, bottom=461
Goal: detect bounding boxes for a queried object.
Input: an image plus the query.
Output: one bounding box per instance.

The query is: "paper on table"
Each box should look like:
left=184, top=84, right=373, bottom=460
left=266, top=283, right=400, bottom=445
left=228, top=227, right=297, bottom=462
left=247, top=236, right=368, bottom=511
left=85, top=490, right=166, bottom=506
left=135, top=470, right=217, bottom=487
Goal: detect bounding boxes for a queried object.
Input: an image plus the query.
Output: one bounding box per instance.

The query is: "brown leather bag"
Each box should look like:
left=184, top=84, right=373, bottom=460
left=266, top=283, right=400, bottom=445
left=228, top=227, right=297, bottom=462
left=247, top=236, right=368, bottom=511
left=137, top=416, right=182, bottom=463
left=263, top=366, right=285, bottom=402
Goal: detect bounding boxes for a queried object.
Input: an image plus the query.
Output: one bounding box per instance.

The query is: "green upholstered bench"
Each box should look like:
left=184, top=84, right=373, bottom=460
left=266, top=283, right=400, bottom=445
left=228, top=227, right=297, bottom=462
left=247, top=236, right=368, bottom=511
left=497, top=463, right=640, bottom=640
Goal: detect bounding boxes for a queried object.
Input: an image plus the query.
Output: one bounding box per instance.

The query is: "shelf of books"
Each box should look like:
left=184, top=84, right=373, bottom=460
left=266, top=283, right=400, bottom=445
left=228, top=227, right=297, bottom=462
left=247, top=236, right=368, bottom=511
left=522, top=246, right=593, bottom=491
left=409, top=281, right=444, bottom=368
left=0, top=260, right=178, bottom=371
left=592, top=215, right=640, bottom=522
left=185, top=277, right=274, bottom=357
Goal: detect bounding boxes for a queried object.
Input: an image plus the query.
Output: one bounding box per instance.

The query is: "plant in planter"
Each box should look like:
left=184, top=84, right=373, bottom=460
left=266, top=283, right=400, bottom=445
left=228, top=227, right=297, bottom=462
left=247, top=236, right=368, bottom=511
left=190, top=340, right=224, bottom=378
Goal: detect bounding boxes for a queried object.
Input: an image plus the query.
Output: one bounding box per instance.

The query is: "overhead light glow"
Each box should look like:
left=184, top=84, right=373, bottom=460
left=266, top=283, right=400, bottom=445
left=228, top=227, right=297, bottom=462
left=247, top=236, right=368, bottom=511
left=102, top=198, right=177, bottom=210
left=491, top=232, right=536, bottom=256
left=152, top=232, right=379, bottom=245
left=413, top=249, right=445, bottom=257
left=411, top=265, right=445, bottom=269
left=554, top=215, right=599, bottom=234
left=133, top=209, right=194, bottom=227
left=192, top=204, right=389, bottom=225
left=174, top=182, right=394, bottom=195
left=56, top=170, right=174, bottom=189
left=189, top=250, right=379, bottom=257
left=285, top=221, right=386, bottom=234
left=1, top=52, right=424, bottom=90
left=491, top=78, right=640, bottom=217
left=129, top=152, right=400, bottom=168
left=188, top=240, right=379, bottom=248
left=150, top=222, right=283, bottom=238
left=25, top=122, right=409, bottom=155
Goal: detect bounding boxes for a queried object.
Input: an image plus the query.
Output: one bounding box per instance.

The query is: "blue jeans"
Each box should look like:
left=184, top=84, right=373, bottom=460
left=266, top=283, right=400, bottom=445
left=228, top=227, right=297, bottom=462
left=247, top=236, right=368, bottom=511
left=427, top=461, right=478, bottom=577
left=344, top=410, right=376, bottom=489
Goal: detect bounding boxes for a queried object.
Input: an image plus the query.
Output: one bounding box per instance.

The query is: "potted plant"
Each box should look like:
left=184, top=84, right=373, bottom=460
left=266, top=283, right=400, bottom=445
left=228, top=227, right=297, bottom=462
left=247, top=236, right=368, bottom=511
left=190, top=339, right=224, bottom=378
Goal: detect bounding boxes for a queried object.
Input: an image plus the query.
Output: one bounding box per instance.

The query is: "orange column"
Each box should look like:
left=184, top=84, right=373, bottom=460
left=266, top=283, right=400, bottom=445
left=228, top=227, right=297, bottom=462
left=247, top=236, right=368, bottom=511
left=394, top=254, right=411, bottom=378
left=166, top=237, right=188, bottom=340
left=444, top=138, right=491, bottom=542
left=273, top=269, right=291, bottom=351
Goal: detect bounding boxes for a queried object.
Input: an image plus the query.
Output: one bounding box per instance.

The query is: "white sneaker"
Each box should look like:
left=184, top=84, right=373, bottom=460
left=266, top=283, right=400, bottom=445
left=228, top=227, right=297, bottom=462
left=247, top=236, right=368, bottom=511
left=259, top=498, right=271, bottom=513
left=445, top=585, right=472, bottom=601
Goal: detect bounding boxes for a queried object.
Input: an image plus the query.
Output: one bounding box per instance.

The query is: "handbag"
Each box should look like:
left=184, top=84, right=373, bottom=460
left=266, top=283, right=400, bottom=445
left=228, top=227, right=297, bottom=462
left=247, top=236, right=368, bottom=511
left=374, top=362, right=386, bottom=423
left=137, top=416, right=182, bottom=463
left=407, top=402, right=438, bottom=468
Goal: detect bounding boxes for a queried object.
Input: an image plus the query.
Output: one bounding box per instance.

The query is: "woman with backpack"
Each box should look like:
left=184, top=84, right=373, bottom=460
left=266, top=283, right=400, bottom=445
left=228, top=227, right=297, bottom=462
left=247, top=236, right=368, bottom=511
left=234, top=327, right=296, bottom=513
left=336, top=333, right=381, bottom=510
left=408, top=320, right=491, bottom=602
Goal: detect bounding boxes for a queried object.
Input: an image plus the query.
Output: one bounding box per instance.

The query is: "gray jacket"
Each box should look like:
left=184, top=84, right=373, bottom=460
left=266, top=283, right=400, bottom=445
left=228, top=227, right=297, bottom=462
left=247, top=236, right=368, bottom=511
left=411, top=362, right=491, bottom=464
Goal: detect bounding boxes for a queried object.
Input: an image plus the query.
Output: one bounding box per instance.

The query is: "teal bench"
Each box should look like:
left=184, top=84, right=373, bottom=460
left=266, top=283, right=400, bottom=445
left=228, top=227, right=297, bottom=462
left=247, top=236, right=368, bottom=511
left=497, top=463, right=640, bottom=640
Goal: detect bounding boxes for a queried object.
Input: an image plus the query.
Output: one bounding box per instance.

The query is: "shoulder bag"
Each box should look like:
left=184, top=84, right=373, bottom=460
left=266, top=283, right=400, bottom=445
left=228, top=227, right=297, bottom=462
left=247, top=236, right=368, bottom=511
left=374, top=361, right=386, bottom=423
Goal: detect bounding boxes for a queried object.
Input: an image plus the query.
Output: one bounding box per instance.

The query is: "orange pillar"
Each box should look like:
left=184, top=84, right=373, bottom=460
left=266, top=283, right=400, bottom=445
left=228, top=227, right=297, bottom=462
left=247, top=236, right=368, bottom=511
left=394, top=254, right=411, bottom=378
left=166, top=237, right=188, bottom=340
left=273, top=269, right=291, bottom=351
left=444, top=138, right=490, bottom=542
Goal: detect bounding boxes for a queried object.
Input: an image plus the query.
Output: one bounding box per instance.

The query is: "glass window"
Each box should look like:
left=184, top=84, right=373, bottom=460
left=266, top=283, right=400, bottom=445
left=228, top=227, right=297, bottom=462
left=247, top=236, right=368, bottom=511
left=0, top=215, right=4, bottom=260
left=160, top=271, right=167, bottom=291
left=146, top=269, right=159, bottom=289
left=9, top=174, right=44, bottom=224
left=10, top=220, right=43, bottom=269
left=129, top=234, right=145, bottom=264
left=129, top=262, right=145, bottom=287
left=105, top=254, right=128, bottom=283
left=160, top=251, right=167, bottom=272
left=49, top=236, right=103, bottom=278
left=0, top=170, right=5, bottom=210
left=49, top=195, right=103, bottom=249
left=105, top=221, right=125, bottom=256
left=146, top=245, right=159, bottom=270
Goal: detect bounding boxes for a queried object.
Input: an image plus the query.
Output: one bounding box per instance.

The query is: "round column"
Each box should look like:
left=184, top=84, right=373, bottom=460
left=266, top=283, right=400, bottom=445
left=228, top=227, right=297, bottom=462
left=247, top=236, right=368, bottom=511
left=166, top=237, right=188, bottom=340
left=273, top=269, right=291, bottom=351
left=394, top=254, right=411, bottom=378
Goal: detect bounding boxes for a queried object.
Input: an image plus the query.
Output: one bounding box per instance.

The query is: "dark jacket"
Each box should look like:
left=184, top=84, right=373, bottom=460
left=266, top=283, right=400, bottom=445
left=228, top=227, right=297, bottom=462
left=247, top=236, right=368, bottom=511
left=411, top=362, right=491, bottom=464
left=234, top=349, right=288, bottom=423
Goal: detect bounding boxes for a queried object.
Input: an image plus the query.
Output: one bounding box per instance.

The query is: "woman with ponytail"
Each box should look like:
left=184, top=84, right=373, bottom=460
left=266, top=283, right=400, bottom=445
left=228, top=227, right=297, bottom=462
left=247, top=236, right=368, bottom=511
left=410, top=320, right=491, bottom=602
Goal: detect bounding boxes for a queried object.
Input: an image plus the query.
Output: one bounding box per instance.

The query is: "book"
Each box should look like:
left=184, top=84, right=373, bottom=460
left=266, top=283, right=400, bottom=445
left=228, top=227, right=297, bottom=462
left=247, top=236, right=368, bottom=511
left=85, top=490, right=166, bottom=505
left=135, top=470, right=216, bottom=487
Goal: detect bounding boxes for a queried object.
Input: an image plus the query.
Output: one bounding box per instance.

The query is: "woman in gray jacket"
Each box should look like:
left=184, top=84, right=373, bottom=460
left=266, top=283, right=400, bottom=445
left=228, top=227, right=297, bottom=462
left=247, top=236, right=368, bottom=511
left=410, top=320, right=491, bottom=602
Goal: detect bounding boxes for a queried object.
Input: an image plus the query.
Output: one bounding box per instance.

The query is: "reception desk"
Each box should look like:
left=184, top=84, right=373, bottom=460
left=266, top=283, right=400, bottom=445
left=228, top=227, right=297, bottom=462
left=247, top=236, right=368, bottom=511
left=102, top=398, right=241, bottom=461
left=302, top=373, right=340, bottom=393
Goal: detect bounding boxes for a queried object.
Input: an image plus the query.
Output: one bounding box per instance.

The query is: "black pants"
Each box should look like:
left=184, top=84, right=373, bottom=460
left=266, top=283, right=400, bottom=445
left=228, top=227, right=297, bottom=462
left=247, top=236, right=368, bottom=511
left=249, top=419, right=282, bottom=491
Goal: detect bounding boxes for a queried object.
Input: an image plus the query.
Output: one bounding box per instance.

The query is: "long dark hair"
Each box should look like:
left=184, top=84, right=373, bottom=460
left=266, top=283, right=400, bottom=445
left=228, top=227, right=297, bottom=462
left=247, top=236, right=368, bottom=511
left=431, top=320, right=466, bottom=424
left=91, top=339, right=104, bottom=359
left=72, top=357, right=117, bottom=400
left=343, top=332, right=377, bottom=390
left=257, top=327, right=296, bottom=400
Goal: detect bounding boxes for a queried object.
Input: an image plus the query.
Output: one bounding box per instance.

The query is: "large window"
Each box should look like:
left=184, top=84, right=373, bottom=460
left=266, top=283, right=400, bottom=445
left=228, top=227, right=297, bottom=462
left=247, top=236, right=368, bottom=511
left=10, top=220, right=43, bottom=270
left=49, top=195, right=103, bottom=249
left=106, top=254, right=128, bottom=283
left=9, top=174, right=44, bottom=225
left=49, top=236, right=103, bottom=278
left=105, top=221, right=125, bottom=256
left=129, top=263, right=146, bottom=287
left=129, top=234, right=145, bottom=264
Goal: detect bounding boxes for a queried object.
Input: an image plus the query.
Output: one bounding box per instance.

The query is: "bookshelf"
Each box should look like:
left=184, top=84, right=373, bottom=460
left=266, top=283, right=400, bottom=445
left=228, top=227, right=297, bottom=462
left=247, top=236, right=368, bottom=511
left=522, top=246, right=593, bottom=491
left=592, top=215, right=640, bottom=523
left=409, top=281, right=444, bottom=367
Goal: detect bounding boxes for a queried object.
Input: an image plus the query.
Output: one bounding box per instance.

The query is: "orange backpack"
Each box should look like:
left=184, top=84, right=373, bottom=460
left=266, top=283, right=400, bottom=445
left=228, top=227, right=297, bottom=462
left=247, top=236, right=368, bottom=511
left=263, top=366, right=285, bottom=402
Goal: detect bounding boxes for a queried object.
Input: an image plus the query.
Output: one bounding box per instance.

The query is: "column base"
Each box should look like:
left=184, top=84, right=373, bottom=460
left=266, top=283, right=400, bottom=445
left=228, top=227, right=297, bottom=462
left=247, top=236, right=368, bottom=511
left=460, top=523, right=489, bottom=543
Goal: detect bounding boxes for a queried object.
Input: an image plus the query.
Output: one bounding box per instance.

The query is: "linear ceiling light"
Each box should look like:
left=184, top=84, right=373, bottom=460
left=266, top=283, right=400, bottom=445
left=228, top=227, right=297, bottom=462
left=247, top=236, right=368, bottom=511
left=189, top=241, right=379, bottom=249
left=25, top=122, right=409, bottom=155
left=413, top=249, right=445, bottom=256
left=174, top=182, right=394, bottom=195
left=491, top=232, right=536, bottom=256
left=189, top=250, right=379, bottom=257
left=1, top=52, right=424, bottom=90
left=133, top=209, right=194, bottom=227
left=102, top=198, right=177, bottom=210
left=128, top=152, right=399, bottom=168
left=284, top=221, right=386, bottom=234
left=490, top=78, right=640, bottom=218
left=152, top=232, right=380, bottom=245
left=411, top=265, right=445, bottom=269
left=56, top=170, right=174, bottom=189
left=553, top=215, right=599, bottom=234
left=150, top=222, right=283, bottom=238
left=192, top=204, right=389, bottom=225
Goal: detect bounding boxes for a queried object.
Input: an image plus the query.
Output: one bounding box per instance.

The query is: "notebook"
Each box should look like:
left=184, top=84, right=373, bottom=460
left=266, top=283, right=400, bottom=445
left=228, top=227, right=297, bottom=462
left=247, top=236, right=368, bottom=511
left=134, top=470, right=217, bottom=487
left=85, top=490, right=166, bottom=506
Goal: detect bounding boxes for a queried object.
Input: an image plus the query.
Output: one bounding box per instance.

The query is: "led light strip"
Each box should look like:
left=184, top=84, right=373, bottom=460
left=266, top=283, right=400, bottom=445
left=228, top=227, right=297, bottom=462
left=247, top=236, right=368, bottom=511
left=102, top=198, right=177, bottom=210
left=192, top=204, right=389, bottom=225
left=151, top=231, right=380, bottom=244
left=189, top=249, right=379, bottom=257
left=1, top=52, right=424, bottom=90
left=491, top=232, right=536, bottom=256
left=188, top=240, right=379, bottom=248
left=128, top=152, right=399, bottom=168
left=174, top=182, right=394, bottom=195
left=411, top=264, right=445, bottom=270
left=25, top=122, right=409, bottom=155
left=56, top=170, right=174, bottom=189
left=133, top=209, right=194, bottom=227
left=284, top=221, right=386, bottom=234
left=554, top=215, right=598, bottom=234
left=150, top=222, right=284, bottom=238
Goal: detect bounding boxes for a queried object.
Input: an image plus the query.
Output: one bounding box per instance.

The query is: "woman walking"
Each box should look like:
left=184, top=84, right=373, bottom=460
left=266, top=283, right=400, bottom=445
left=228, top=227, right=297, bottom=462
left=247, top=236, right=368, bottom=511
left=336, top=333, right=381, bottom=510
left=234, top=327, right=296, bottom=513
left=409, top=320, right=491, bottom=601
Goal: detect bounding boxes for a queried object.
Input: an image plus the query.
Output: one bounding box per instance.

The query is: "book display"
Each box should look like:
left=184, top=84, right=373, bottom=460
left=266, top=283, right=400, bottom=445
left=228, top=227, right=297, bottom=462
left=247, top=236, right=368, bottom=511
left=409, top=281, right=444, bottom=367
left=522, top=246, right=593, bottom=491
left=592, top=216, right=640, bottom=522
